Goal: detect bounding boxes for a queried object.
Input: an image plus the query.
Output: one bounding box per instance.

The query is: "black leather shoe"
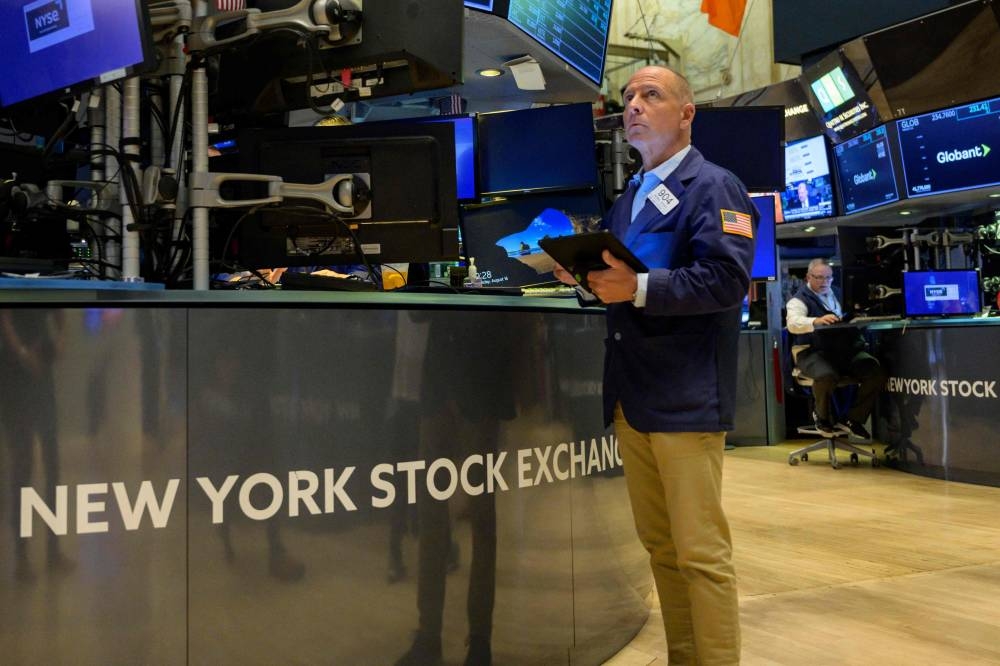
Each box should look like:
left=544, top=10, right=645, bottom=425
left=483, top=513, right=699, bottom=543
left=464, top=635, right=492, bottom=666
left=395, top=632, right=442, bottom=666
left=814, top=418, right=837, bottom=435
left=842, top=420, right=871, bottom=440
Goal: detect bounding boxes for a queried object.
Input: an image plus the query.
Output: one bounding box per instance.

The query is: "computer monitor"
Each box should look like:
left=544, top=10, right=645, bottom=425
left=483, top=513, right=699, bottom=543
left=713, top=77, right=825, bottom=143
left=749, top=194, right=778, bottom=280
left=459, top=189, right=604, bottom=289
left=896, top=95, right=1000, bottom=198
left=781, top=135, right=835, bottom=223
left=505, top=0, right=614, bottom=85
left=370, top=115, right=478, bottom=201
left=863, top=1, right=1000, bottom=120
left=464, top=0, right=495, bottom=11
left=224, top=122, right=459, bottom=268
left=833, top=124, right=902, bottom=215
left=477, top=103, right=599, bottom=196
left=211, top=0, right=463, bottom=119
left=0, top=0, right=156, bottom=108
left=691, top=107, right=785, bottom=192
left=801, top=49, right=882, bottom=143
left=903, top=269, right=981, bottom=317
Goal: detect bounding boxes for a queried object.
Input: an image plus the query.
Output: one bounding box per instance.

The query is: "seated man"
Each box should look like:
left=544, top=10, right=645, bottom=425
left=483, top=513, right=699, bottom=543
left=786, top=258, right=886, bottom=438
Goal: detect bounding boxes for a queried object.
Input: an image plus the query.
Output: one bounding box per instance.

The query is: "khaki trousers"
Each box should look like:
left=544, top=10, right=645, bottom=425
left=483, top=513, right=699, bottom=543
left=614, top=404, right=740, bottom=665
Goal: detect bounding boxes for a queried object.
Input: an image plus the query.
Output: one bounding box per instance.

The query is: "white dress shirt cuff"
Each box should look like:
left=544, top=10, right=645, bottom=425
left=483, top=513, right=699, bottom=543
left=632, top=273, right=649, bottom=307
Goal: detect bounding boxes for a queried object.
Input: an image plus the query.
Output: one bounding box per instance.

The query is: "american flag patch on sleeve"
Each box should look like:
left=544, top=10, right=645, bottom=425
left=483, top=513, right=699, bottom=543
left=720, top=209, right=753, bottom=238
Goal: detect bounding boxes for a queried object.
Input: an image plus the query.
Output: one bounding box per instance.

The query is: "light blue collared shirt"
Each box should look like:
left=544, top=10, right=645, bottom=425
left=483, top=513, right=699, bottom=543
left=629, top=144, right=691, bottom=307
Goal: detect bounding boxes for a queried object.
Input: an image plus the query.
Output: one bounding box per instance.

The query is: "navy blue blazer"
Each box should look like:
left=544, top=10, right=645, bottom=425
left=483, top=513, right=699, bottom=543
left=601, top=146, right=757, bottom=432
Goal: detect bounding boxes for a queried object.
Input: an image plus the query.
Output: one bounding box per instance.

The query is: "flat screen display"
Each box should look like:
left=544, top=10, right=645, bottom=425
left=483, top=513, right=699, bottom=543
left=801, top=49, right=881, bottom=143
left=0, top=0, right=154, bottom=108
left=459, top=190, right=604, bottom=289
left=749, top=194, right=778, bottom=280
left=691, top=106, right=785, bottom=192
left=903, top=269, right=981, bottom=317
left=507, top=0, right=614, bottom=85
left=419, top=116, right=477, bottom=201
left=863, top=0, right=1000, bottom=120
left=834, top=124, right=901, bottom=214
left=714, top=77, right=825, bottom=142
left=896, top=96, right=1000, bottom=197
left=464, top=0, right=494, bottom=10
left=477, top=103, right=598, bottom=196
left=782, top=135, right=834, bottom=222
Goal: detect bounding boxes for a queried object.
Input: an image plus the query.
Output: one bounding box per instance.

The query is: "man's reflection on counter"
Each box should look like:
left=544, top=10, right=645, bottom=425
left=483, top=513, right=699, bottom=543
left=196, top=339, right=306, bottom=582
left=1, top=309, right=73, bottom=582
left=391, top=310, right=515, bottom=666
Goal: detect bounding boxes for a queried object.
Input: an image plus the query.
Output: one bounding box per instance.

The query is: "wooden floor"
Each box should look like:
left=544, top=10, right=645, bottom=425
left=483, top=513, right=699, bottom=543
left=604, top=442, right=1000, bottom=666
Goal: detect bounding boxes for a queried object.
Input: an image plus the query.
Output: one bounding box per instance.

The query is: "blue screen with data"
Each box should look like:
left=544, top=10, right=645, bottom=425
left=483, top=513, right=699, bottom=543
left=834, top=125, right=901, bottom=214
left=507, top=0, right=613, bottom=84
left=896, top=96, right=1000, bottom=197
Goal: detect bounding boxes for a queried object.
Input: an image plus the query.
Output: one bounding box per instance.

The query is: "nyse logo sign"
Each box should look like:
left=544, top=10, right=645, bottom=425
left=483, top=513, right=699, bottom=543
left=25, top=0, right=68, bottom=39
left=23, top=0, right=95, bottom=53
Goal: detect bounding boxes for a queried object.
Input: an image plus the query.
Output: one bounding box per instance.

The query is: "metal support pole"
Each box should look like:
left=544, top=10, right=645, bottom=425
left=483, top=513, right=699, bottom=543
left=122, top=77, right=143, bottom=281
left=191, top=0, right=210, bottom=290
left=105, top=85, right=122, bottom=277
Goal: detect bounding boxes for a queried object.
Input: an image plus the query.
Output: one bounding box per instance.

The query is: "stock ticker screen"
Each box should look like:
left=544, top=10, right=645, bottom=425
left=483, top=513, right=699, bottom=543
left=896, top=96, right=1000, bottom=198
left=507, top=0, right=613, bottom=84
left=834, top=124, right=901, bottom=215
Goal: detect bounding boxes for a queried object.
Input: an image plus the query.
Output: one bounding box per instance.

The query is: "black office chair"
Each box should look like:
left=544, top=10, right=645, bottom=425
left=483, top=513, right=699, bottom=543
left=787, top=367, right=880, bottom=469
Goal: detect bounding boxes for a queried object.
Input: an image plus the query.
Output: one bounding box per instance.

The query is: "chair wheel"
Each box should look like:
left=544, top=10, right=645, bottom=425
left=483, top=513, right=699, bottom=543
left=850, top=453, right=859, bottom=465
left=831, top=462, right=840, bottom=469
left=789, top=457, right=799, bottom=466
left=801, top=453, right=809, bottom=462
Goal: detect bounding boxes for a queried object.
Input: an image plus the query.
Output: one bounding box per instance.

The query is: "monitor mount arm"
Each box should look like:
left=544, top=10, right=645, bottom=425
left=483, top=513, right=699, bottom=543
left=868, top=284, right=902, bottom=301
left=189, top=171, right=371, bottom=219
left=187, top=0, right=363, bottom=52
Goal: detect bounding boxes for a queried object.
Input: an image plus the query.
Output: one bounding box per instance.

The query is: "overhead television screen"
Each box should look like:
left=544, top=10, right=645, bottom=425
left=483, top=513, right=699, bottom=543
left=506, top=0, right=614, bottom=85
left=903, top=269, right=981, bottom=317
left=0, top=0, right=155, bottom=108
left=749, top=194, right=778, bottom=280
left=863, top=0, right=1000, bottom=120
left=464, top=0, right=494, bottom=10
left=801, top=50, right=881, bottom=144
left=834, top=124, right=901, bottom=215
left=477, top=103, right=598, bottom=196
left=781, top=135, right=834, bottom=222
left=691, top=106, right=785, bottom=192
left=714, top=77, right=825, bottom=142
left=896, top=95, right=1000, bottom=198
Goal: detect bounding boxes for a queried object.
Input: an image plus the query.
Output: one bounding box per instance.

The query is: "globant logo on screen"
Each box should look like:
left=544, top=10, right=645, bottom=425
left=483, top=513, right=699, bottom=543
left=936, top=144, right=991, bottom=164
left=23, top=0, right=95, bottom=53
left=853, top=169, right=876, bottom=186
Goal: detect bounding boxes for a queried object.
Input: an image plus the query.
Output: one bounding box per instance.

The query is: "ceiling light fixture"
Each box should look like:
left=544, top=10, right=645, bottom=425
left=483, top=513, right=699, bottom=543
left=477, top=68, right=503, bottom=77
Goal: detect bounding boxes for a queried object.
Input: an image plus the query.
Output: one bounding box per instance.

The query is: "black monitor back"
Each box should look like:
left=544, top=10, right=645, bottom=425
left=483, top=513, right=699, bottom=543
left=223, top=122, right=459, bottom=268
left=211, top=0, right=463, bottom=121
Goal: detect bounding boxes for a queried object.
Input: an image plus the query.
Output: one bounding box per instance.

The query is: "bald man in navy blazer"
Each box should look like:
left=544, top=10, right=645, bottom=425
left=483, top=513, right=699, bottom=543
left=556, top=65, right=756, bottom=665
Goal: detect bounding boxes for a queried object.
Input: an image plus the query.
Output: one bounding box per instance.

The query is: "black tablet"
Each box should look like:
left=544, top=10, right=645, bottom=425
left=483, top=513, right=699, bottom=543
left=538, top=231, right=648, bottom=292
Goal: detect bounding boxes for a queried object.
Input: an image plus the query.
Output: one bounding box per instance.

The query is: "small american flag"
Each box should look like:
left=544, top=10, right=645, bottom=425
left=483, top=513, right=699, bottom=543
left=720, top=209, right=753, bottom=238
left=216, top=0, right=246, bottom=10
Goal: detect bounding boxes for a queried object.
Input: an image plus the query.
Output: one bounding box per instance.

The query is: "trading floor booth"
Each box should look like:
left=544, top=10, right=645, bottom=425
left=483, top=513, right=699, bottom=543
left=1, top=292, right=652, bottom=665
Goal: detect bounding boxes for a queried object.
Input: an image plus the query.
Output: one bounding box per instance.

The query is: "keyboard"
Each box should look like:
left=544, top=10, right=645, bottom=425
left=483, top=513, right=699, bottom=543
left=521, top=285, right=578, bottom=298
left=280, top=272, right=378, bottom=292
